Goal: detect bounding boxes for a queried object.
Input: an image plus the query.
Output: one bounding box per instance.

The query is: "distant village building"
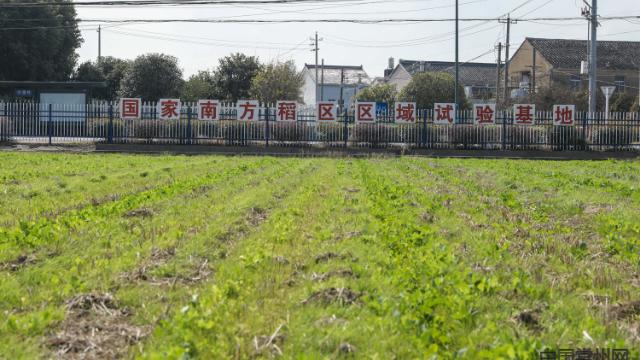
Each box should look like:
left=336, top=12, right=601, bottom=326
left=508, top=37, right=640, bottom=96
left=0, top=81, right=107, bottom=103
left=384, top=59, right=498, bottom=103
left=301, top=64, right=371, bottom=108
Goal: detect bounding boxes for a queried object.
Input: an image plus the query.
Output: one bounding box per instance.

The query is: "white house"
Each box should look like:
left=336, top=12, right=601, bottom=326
left=301, top=64, right=371, bottom=108
left=384, top=59, right=499, bottom=103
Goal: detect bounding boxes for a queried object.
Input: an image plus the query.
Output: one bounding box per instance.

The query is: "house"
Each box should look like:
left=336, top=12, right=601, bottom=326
left=301, top=64, right=371, bottom=108
left=508, top=37, right=640, bottom=96
left=385, top=59, right=498, bottom=102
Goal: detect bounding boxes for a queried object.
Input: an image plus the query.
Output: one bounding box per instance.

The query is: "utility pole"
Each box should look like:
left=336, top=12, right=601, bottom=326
left=310, top=32, right=323, bottom=103
left=454, top=0, right=459, bottom=107
left=97, top=25, right=102, bottom=63
left=499, top=15, right=517, bottom=101
left=320, top=58, right=325, bottom=101
left=339, top=68, right=345, bottom=111
left=495, top=42, right=502, bottom=107
left=531, top=47, right=537, bottom=94
left=589, top=0, right=598, bottom=114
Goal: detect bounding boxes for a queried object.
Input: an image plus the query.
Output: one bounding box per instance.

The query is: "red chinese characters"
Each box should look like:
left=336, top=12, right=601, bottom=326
left=317, top=102, right=337, bottom=122
left=158, top=99, right=181, bottom=120
left=237, top=100, right=259, bottom=121
left=356, top=102, right=376, bottom=123
left=513, top=104, right=535, bottom=125
left=395, top=102, right=416, bottom=123
left=276, top=101, right=297, bottom=122
left=434, top=103, right=456, bottom=125
left=197, top=100, right=220, bottom=121
left=119, top=98, right=141, bottom=120
left=553, top=104, right=575, bottom=126
left=474, top=104, right=496, bottom=125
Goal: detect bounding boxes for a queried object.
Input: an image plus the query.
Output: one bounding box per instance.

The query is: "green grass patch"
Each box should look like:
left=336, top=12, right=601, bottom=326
left=0, top=153, right=638, bottom=359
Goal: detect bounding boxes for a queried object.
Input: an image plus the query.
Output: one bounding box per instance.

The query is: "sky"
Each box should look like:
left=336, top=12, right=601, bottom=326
left=74, top=0, right=640, bottom=79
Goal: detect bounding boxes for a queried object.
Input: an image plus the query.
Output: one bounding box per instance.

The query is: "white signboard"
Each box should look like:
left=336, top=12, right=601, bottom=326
left=197, top=99, right=220, bottom=121
left=317, top=102, right=337, bottom=122
left=474, top=104, right=496, bottom=125
left=39, top=93, right=87, bottom=122
left=276, top=101, right=297, bottom=122
left=355, top=101, right=376, bottom=123
left=119, top=98, right=142, bottom=120
left=394, top=102, right=417, bottom=123
left=433, top=103, right=456, bottom=125
left=157, top=99, right=181, bottom=120
left=513, top=104, right=535, bottom=125
left=237, top=100, right=260, bottom=121
left=553, top=104, right=575, bottom=126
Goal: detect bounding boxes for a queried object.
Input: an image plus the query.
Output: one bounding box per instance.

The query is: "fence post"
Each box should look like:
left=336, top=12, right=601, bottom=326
left=502, top=110, right=507, bottom=150
left=265, top=105, right=270, bottom=147
left=108, top=103, right=114, bottom=144
left=343, top=108, right=349, bottom=148
left=47, top=103, right=53, bottom=145
left=422, top=109, right=428, bottom=148
left=582, top=111, right=588, bottom=151
left=187, top=105, right=193, bottom=145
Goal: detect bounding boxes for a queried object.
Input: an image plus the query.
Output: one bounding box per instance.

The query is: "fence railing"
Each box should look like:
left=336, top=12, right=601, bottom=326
left=1, top=102, right=639, bottom=151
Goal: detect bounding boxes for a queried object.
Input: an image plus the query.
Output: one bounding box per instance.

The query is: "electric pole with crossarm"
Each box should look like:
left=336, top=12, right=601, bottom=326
left=310, top=32, right=323, bottom=104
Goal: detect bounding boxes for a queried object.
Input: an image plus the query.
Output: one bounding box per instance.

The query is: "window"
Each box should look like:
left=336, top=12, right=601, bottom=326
left=569, top=75, right=581, bottom=91
left=614, top=75, right=626, bottom=92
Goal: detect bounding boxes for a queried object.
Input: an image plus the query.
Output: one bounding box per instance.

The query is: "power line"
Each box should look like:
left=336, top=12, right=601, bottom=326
left=1, top=0, right=401, bottom=8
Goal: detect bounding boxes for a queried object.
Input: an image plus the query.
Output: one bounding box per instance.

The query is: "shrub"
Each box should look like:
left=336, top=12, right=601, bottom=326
left=219, top=120, right=264, bottom=145
left=268, top=122, right=309, bottom=142
left=351, top=124, right=394, bottom=148
left=590, top=126, right=639, bottom=148
left=547, top=126, right=586, bottom=150
left=315, top=123, right=345, bottom=143
left=384, top=124, right=421, bottom=144
left=451, top=125, right=501, bottom=149
left=0, top=117, right=15, bottom=141
left=507, top=126, right=547, bottom=149
left=423, top=125, right=449, bottom=146
left=133, top=120, right=169, bottom=140
left=87, top=119, right=126, bottom=140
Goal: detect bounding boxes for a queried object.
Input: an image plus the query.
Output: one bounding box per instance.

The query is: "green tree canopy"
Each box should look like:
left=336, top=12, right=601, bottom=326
left=355, top=84, right=397, bottom=105
left=0, top=1, right=82, bottom=81
left=181, top=70, right=217, bottom=102
left=249, top=60, right=304, bottom=104
left=118, top=53, right=184, bottom=102
left=610, top=91, right=637, bottom=112
left=398, top=72, right=469, bottom=110
left=74, top=57, right=131, bottom=101
left=213, top=53, right=262, bottom=102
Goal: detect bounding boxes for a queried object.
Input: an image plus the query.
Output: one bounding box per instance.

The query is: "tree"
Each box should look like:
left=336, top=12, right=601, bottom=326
left=610, top=92, right=637, bottom=112
left=249, top=60, right=304, bottom=104
left=73, top=57, right=131, bottom=101
left=118, top=54, right=184, bottom=101
left=632, top=97, right=640, bottom=113
left=355, top=84, right=397, bottom=105
left=0, top=1, right=82, bottom=81
left=530, top=85, right=602, bottom=111
left=213, top=53, right=262, bottom=102
left=181, top=70, right=217, bottom=102
left=398, top=72, right=469, bottom=110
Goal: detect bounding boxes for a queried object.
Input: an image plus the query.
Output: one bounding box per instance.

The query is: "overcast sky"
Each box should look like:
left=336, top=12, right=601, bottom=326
left=74, top=0, right=640, bottom=79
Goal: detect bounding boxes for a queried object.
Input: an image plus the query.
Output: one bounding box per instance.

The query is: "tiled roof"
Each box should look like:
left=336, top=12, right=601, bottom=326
left=304, top=64, right=371, bottom=85
left=398, top=60, right=498, bottom=87
left=527, top=37, right=640, bottom=70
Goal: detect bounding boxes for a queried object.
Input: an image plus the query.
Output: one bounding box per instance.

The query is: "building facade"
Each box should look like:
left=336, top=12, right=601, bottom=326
left=301, top=64, right=371, bottom=108
left=508, top=37, right=640, bottom=96
left=385, top=59, right=499, bottom=103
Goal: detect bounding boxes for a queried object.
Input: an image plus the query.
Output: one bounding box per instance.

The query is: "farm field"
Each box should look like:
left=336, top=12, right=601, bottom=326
left=1, top=152, right=639, bottom=359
